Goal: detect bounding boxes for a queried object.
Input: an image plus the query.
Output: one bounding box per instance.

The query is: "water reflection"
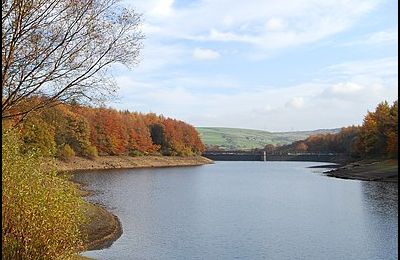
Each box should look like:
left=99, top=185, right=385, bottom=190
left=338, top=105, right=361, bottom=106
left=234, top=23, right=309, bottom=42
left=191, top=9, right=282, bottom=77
left=361, top=181, right=398, bottom=216
left=360, top=181, right=398, bottom=260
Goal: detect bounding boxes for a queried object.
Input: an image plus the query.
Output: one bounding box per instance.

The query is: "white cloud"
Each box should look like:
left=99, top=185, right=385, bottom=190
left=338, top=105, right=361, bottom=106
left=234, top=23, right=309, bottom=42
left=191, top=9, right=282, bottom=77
left=318, top=57, right=397, bottom=102
left=252, top=105, right=275, bottom=114
left=222, top=16, right=234, bottom=27
left=120, top=0, right=387, bottom=77
left=112, top=68, right=398, bottom=131
left=367, top=30, right=398, bottom=44
left=265, top=17, right=285, bottom=31
left=151, top=0, right=174, bottom=16
left=330, top=82, right=363, bottom=94
left=325, top=57, right=398, bottom=79
left=193, top=48, right=221, bottom=60
left=110, top=0, right=396, bottom=131
left=133, top=42, right=188, bottom=72
left=128, top=0, right=379, bottom=53
left=342, top=29, right=398, bottom=46
left=286, top=97, right=305, bottom=109
left=132, top=0, right=175, bottom=17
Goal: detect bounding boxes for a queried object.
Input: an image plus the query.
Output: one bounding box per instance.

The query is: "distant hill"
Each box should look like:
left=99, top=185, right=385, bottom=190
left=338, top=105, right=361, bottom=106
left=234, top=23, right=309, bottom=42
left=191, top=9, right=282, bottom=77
left=196, top=127, right=341, bottom=150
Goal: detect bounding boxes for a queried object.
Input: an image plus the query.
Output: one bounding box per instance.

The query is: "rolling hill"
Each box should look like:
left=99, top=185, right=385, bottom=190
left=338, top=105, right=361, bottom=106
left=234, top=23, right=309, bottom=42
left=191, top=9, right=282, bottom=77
left=196, top=127, right=341, bottom=150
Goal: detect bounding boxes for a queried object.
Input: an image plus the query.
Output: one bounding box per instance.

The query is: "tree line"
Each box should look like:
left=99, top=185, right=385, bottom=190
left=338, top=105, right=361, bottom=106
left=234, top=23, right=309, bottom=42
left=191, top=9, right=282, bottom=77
left=266, top=100, right=398, bottom=159
left=8, top=97, right=205, bottom=160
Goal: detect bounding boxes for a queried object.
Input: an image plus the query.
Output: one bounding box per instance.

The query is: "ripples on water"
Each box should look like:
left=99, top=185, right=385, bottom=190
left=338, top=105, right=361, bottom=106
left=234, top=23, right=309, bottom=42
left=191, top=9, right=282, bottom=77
left=75, top=161, right=398, bottom=260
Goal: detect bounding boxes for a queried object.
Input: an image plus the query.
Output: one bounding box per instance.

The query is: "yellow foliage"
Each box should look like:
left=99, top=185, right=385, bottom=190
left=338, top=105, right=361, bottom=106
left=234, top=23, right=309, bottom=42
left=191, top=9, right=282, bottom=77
left=57, top=144, right=76, bottom=161
left=2, top=130, right=87, bottom=259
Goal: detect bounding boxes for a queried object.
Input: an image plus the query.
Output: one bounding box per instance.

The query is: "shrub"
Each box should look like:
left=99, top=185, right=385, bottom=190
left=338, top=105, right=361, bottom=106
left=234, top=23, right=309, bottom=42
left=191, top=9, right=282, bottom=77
left=2, top=130, right=87, bottom=259
left=21, top=116, right=56, bottom=157
left=129, top=150, right=144, bottom=157
left=83, top=145, right=98, bottom=160
left=57, top=144, right=76, bottom=161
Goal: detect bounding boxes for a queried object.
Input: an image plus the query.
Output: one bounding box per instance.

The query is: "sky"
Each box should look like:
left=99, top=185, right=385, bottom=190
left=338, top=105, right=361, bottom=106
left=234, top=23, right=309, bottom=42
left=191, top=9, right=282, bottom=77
left=110, top=0, right=398, bottom=132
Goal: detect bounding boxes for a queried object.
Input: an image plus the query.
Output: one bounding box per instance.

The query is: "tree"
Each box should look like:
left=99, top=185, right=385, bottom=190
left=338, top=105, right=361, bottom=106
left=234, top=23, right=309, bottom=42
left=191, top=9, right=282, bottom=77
left=359, top=103, right=389, bottom=157
left=374, top=101, right=391, bottom=154
left=295, top=142, right=308, bottom=152
left=264, top=144, right=276, bottom=153
left=2, top=130, right=85, bottom=259
left=149, top=123, right=168, bottom=154
left=2, top=0, right=143, bottom=120
left=21, top=115, right=56, bottom=157
left=386, top=101, right=398, bottom=157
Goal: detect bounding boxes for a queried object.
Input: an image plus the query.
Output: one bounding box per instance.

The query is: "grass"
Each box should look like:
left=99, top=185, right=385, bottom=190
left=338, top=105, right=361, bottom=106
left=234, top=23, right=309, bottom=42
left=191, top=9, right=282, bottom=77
left=196, top=127, right=340, bottom=150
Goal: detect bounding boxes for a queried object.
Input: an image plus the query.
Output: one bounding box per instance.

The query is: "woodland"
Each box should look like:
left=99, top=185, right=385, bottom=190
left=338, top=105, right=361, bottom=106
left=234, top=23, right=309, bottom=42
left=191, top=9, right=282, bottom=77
left=269, top=100, right=398, bottom=160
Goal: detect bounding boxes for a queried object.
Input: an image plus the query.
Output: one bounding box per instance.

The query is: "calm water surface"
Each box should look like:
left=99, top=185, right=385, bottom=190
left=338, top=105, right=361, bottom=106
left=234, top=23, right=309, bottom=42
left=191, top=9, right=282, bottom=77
left=75, top=161, right=398, bottom=260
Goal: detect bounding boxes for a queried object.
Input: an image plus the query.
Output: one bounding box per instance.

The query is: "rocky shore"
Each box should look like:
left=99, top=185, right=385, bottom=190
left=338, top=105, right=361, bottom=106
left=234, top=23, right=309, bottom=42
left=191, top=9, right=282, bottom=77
left=56, top=155, right=214, bottom=172
left=80, top=202, right=123, bottom=251
left=324, top=159, right=398, bottom=182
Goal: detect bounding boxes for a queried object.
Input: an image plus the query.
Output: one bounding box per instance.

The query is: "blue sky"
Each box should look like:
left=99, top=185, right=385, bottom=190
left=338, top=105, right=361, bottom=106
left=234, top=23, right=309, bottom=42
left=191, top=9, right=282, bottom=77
left=111, top=0, right=398, bottom=132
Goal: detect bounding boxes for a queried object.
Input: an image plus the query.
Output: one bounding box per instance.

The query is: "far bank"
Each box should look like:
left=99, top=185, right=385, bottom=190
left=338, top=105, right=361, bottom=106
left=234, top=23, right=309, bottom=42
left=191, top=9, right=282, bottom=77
left=56, top=155, right=214, bottom=172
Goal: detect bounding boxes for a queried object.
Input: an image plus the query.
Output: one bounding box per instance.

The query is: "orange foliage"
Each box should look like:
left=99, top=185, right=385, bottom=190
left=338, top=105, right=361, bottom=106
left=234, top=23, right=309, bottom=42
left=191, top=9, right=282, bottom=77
left=273, top=100, right=397, bottom=159
left=46, top=104, right=204, bottom=156
left=8, top=100, right=205, bottom=157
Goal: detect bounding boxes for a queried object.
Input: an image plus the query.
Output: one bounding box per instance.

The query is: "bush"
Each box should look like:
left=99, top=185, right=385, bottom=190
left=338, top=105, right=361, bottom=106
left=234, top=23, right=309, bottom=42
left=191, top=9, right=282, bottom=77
left=57, top=144, right=76, bottom=161
left=21, top=116, right=56, bottom=157
left=2, top=130, right=86, bottom=259
left=83, top=145, right=98, bottom=160
left=129, top=150, right=144, bottom=157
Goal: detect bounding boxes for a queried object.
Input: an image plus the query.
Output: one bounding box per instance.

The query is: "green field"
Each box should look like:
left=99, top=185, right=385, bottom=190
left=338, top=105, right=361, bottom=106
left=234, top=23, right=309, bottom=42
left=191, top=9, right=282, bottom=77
left=196, top=127, right=340, bottom=150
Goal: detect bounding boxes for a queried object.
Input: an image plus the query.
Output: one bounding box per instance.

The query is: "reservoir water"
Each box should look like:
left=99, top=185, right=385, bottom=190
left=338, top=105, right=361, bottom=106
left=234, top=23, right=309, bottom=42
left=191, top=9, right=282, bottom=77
left=75, top=161, right=398, bottom=260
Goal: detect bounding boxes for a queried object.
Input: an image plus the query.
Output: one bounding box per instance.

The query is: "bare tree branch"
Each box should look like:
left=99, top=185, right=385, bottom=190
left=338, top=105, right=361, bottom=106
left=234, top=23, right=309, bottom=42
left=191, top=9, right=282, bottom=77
left=2, top=0, right=143, bottom=119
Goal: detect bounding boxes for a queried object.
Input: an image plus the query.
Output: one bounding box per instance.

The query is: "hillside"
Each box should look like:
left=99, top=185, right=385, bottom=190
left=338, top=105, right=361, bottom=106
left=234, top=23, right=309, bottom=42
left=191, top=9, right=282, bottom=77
left=196, top=127, right=340, bottom=150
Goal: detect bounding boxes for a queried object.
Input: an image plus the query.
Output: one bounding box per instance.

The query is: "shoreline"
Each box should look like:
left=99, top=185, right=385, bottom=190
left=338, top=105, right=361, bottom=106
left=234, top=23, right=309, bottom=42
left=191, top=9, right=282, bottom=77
left=80, top=202, right=123, bottom=251
left=64, top=155, right=214, bottom=258
left=70, top=181, right=122, bottom=258
left=323, top=159, right=398, bottom=182
left=56, top=155, right=214, bottom=172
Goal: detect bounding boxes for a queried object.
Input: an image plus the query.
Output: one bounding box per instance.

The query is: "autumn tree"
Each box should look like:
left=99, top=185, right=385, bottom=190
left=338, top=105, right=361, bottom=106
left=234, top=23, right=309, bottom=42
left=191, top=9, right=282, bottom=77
left=123, top=112, right=159, bottom=155
left=274, top=100, right=397, bottom=159
left=149, top=123, right=169, bottom=154
left=295, top=142, right=308, bottom=152
left=13, top=102, right=206, bottom=157
left=20, top=115, right=56, bottom=157
left=264, top=144, right=276, bottom=153
left=386, top=101, right=398, bottom=157
left=2, top=0, right=143, bottom=120
left=358, top=101, right=398, bottom=158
